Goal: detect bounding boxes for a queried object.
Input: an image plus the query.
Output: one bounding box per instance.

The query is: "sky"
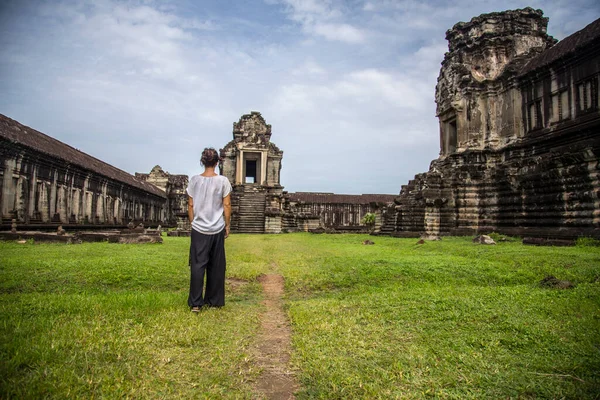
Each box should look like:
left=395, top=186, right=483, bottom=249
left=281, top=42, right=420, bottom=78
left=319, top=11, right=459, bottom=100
left=1, top=0, right=599, bottom=194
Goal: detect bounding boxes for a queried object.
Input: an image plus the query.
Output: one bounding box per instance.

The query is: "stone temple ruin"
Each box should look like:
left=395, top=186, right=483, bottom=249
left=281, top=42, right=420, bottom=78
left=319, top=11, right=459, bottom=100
left=218, top=112, right=396, bottom=233
left=0, top=109, right=392, bottom=237
left=219, top=112, right=285, bottom=233
left=135, top=165, right=189, bottom=229
left=379, top=8, right=600, bottom=239
left=1, top=8, right=598, bottom=241
left=0, top=114, right=167, bottom=228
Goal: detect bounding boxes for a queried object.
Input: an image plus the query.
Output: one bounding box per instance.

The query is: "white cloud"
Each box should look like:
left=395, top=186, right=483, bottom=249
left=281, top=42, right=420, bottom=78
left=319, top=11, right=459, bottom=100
left=313, top=23, right=366, bottom=43
left=363, top=2, right=376, bottom=12
left=274, top=0, right=367, bottom=43
left=278, top=0, right=340, bottom=22
left=1, top=0, right=598, bottom=194
left=269, top=67, right=436, bottom=150
left=291, top=60, right=327, bottom=76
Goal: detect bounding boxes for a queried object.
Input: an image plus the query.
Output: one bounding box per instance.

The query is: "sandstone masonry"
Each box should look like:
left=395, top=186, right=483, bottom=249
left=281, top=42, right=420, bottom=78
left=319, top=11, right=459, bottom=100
left=219, top=112, right=395, bottom=233
left=135, top=166, right=189, bottom=228
left=220, top=112, right=286, bottom=233
left=380, top=8, right=600, bottom=239
left=0, top=114, right=168, bottom=228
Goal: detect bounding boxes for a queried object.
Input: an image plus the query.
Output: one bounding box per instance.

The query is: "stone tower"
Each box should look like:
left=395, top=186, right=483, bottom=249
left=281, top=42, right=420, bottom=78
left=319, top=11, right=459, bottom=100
left=436, top=8, right=556, bottom=155
left=220, top=112, right=286, bottom=233
left=379, top=9, right=600, bottom=240
left=135, top=165, right=189, bottom=228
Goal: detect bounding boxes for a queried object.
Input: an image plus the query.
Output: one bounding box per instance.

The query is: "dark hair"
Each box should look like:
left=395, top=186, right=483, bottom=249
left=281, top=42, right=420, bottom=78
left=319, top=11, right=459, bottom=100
left=201, top=147, right=220, bottom=167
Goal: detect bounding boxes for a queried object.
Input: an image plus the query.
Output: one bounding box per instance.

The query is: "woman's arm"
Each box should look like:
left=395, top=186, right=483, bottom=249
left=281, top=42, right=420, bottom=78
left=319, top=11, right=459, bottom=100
left=223, top=194, right=231, bottom=238
left=187, top=196, right=194, bottom=223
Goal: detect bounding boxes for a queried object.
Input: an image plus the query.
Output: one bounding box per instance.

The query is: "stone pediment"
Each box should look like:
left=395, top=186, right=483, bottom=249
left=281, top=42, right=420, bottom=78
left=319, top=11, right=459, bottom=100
left=233, top=111, right=272, bottom=144
left=149, top=165, right=168, bottom=178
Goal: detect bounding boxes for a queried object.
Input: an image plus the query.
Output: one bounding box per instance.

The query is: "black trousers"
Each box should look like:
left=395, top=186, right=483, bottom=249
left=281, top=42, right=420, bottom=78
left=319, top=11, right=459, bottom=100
left=188, top=229, right=226, bottom=307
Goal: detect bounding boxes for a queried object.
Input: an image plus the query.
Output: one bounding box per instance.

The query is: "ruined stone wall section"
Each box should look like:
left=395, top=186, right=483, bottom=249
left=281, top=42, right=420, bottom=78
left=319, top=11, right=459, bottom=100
left=0, top=145, right=167, bottom=226
left=296, top=217, right=321, bottom=232
left=293, top=202, right=365, bottom=227
left=265, top=190, right=285, bottom=233
left=266, top=153, right=282, bottom=186
left=286, top=199, right=391, bottom=232
left=219, top=145, right=237, bottom=185
left=136, top=166, right=189, bottom=227
left=220, top=112, right=283, bottom=187
left=382, top=10, right=600, bottom=239
left=436, top=8, right=556, bottom=157
left=496, top=135, right=599, bottom=235
left=220, top=112, right=286, bottom=233
left=384, top=130, right=600, bottom=239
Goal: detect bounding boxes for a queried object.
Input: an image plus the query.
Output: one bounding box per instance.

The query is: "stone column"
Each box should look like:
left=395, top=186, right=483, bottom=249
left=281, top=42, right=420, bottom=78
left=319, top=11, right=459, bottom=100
left=13, top=176, right=27, bottom=222
left=28, top=164, right=37, bottom=221
left=1, top=158, right=17, bottom=219
left=102, top=182, right=108, bottom=223
left=260, top=150, right=267, bottom=185
left=49, top=169, right=57, bottom=220
left=57, top=185, right=67, bottom=223
left=113, top=198, right=120, bottom=224
left=106, top=197, right=113, bottom=223
left=40, top=182, right=50, bottom=222
left=236, top=150, right=243, bottom=184
left=72, top=188, right=80, bottom=223
left=82, top=175, right=90, bottom=222
left=85, top=192, right=93, bottom=223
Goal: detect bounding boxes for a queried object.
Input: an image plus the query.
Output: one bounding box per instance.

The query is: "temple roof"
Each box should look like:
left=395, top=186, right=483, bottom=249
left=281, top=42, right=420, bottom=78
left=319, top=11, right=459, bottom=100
left=520, top=17, right=600, bottom=75
left=232, top=111, right=272, bottom=143
left=288, top=192, right=397, bottom=204
left=0, top=114, right=166, bottom=198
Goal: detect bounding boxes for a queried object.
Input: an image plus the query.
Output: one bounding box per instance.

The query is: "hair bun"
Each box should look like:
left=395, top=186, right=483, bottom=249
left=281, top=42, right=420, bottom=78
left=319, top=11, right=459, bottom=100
left=201, top=147, right=220, bottom=167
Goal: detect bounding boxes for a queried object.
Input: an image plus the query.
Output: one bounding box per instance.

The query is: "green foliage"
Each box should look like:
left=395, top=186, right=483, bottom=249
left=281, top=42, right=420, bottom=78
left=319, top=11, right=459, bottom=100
left=486, top=232, right=517, bottom=242
left=361, top=212, right=376, bottom=226
left=1, top=234, right=599, bottom=398
left=576, top=236, right=600, bottom=247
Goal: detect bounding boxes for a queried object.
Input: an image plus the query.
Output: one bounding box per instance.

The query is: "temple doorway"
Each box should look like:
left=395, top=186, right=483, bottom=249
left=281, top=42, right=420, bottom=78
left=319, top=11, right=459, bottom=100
left=243, top=152, right=261, bottom=184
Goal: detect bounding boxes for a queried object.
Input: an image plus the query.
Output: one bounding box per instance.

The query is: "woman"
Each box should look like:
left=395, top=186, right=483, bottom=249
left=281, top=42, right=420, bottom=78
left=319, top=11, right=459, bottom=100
left=187, top=148, right=232, bottom=311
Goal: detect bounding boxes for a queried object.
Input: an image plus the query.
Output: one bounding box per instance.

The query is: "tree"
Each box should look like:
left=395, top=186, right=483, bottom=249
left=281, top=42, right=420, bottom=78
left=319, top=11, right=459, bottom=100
left=361, top=212, right=376, bottom=231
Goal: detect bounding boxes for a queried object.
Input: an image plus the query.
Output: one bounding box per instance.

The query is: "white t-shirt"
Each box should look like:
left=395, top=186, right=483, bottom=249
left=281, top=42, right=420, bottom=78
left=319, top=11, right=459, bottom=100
left=186, top=175, right=232, bottom=234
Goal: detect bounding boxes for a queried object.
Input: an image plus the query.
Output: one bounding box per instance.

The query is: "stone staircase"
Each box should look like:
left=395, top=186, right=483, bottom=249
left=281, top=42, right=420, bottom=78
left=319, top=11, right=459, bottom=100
left=236, top=186, right=266, bottom=233
left=377, top=208, right=396, bottom=235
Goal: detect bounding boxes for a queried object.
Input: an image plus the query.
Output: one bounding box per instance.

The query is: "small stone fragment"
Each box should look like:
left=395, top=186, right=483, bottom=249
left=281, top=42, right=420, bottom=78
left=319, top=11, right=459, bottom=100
left=473, top=234, right=496, bottom=245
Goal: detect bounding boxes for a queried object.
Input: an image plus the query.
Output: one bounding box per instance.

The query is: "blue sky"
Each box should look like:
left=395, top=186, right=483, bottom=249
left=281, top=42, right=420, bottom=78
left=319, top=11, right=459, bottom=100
left=1, top=0, right=599, bottom=194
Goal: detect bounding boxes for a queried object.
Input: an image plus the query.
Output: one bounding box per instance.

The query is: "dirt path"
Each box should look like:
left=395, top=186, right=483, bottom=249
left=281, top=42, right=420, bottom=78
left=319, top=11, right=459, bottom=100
left=253, top=274, right=298, bottom=399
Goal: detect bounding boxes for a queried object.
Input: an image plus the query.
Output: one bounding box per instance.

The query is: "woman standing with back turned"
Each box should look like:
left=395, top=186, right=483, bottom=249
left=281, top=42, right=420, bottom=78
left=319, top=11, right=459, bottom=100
left=187, top=148, right=232, bottom=312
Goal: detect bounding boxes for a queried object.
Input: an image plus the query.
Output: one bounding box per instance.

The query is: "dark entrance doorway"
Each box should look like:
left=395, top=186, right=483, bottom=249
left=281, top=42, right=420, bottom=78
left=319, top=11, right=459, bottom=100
left=245, top=160, right=257, bottom=184
left=448, top=119, right=457, bottom=154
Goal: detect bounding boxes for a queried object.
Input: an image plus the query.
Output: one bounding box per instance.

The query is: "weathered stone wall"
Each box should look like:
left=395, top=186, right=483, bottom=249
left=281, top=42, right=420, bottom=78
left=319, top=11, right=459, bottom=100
left=135, top=166, right=189, bottom=228
left=0, top=115, right=167, bottom=227
left=436, top=8, right=557, bottom=156
left=220, top=150, right=237, bottom=186
left=386, top=126, right=599, bottom=239
left=266, top=151, right=282, bottom=186
left=380, top=9, right=600, bottom=239
left=286, top=193, right=396, bottom=232
left=220, top=112, right=286, bottom=233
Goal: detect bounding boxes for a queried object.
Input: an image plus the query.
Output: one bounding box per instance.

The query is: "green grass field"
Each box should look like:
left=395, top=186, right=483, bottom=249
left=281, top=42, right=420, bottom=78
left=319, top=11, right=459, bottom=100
left=1, top=234, right=599, bottom=399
